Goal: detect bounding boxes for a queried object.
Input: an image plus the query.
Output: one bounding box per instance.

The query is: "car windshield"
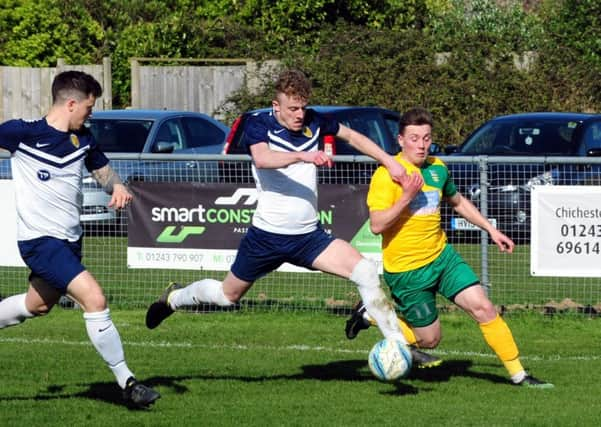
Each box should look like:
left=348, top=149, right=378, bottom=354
left=330, top=110, right=398, bottom=155
left=459, top=118, right=583, bottom=155
left=87, top=119, right=152, bottom=153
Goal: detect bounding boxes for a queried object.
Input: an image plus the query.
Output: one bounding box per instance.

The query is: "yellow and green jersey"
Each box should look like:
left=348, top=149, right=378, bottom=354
left=367, top=155, right=457, bottom=273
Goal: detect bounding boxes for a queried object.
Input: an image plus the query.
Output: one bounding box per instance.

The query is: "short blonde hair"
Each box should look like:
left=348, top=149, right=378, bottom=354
left=274, top=69, right=312, bottom=101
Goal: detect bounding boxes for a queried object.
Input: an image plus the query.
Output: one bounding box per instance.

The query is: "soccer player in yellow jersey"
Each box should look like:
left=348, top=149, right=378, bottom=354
left=347, top=107, right=553, bottom=388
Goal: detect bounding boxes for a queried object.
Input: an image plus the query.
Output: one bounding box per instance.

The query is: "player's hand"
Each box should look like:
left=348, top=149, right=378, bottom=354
left=386, top=161, right=409, bottom=184
left=398, top=172, right=423, bottom=200
left=305, top=150, right=333, bottom=168
left=108, top=183, right=133, bottom=210
left=490, top=229, right=515, bottom=254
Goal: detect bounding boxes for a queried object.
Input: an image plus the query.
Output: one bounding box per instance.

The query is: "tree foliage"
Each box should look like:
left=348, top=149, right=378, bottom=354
left=427, top=0, right=544, bottom=51
left=539, top=0, right=601, bottom=68
left=0, top=0, right=104, bottom=66
left=0, top=0, right=600, bottom=144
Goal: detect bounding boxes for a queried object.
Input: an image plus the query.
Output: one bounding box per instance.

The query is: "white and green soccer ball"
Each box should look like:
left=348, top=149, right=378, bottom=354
left=368, top=338, right=413, bottom=382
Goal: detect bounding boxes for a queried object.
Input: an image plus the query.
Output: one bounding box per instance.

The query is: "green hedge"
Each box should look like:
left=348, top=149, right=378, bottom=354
left=1, top=0, right=600, bottom=144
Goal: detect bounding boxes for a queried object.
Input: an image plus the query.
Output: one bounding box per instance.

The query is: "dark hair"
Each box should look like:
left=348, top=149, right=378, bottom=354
left=51, top=70, right=102, bottom=104
left=399, top=108, right=433, bottom=135
left=274, top=69, right=312, bottom=101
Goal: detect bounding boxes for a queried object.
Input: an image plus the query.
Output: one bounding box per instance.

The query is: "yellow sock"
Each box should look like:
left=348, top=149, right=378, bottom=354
left=397, top=317, right=417, bottom=346
left=366, top=313, right=417, bottom=346
left=479, top=314, right=524, bottom=377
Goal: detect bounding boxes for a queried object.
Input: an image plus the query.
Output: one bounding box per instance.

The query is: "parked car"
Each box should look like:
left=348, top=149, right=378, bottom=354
left=222, top=105, right=401, bottom=184
left=434, top=112, right=601, bottom=243
left=82, top=109, right=230, bottom=230
left=88, top=109, right=229, bottom=155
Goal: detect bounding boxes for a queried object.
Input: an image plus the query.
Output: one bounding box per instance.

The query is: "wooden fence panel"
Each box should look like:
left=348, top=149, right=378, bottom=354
left=0, top=58, right=111, bottom=122
left=0, top=66, right=54, bottom=121
left=2, top=57, right=279, bottom=122
left=131, top=58, right=281, bottom=119
left=135, top=63, right=245, bottom=118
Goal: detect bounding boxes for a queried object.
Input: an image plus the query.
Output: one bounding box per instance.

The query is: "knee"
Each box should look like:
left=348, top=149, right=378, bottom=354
left=415, top=327, right=442, bottom=348
left=350, top=258, right=379, bottom=288
left=79, top=293, right=107, bottom=312
left=417, top=335, right=441, bottom=349
left=26, top=297, right=57, bottom=316
left=29, top=303, right=54, bottom=316
left=223, top=289, right=242, bottom=303
left=469, top=300, right=497, bottom=323
left=221, top=275, right=250, bottom=304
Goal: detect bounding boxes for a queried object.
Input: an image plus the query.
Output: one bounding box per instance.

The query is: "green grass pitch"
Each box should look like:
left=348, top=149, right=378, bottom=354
left=1, top=309, right=601, bottom=426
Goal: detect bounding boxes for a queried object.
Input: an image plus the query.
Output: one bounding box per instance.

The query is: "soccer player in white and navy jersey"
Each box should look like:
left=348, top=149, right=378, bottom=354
left=146, top=69, right=418, bottom=348
left=0, top=71, right=160, bottom=408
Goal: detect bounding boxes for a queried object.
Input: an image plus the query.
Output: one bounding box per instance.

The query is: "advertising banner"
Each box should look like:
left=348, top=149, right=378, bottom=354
left=531, top=185, right=601, bottom=277
left=127, top=182, right=383, bottom=271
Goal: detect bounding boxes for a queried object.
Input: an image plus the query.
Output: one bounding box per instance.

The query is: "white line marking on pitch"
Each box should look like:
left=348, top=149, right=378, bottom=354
left=1, top=336, right=600, bottom=362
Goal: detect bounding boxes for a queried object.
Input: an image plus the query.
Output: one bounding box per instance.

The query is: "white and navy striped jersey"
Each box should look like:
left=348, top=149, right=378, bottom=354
left=243, top=109, right=339, bottom=235
left=0, top=118, right=109, bottom=242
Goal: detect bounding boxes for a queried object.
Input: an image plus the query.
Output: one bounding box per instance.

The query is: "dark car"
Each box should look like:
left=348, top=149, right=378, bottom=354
left=435, top=112, right=601, bottom=242
left=82, top=109, right=230, bottom=226
left=224, top=106, right=400, bottom=155
left=222, top=105, right=401, bottom=184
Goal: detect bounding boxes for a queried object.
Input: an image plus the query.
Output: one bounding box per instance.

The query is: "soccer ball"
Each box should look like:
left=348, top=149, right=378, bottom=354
left=368, top=338, right=413, bottom=382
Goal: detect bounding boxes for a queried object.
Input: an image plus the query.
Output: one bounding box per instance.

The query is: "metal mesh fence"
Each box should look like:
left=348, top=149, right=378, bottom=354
left=2, top=154, right=601, bottom=316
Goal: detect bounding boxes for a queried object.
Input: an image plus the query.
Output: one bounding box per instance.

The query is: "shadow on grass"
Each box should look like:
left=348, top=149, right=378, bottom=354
left=408, top=359, right=507, bottom=384
left=295, top=358, right=507, bottom=395
left=0, top=381, right=157, bottom=411
left=0, top=359, right=508, bottom=406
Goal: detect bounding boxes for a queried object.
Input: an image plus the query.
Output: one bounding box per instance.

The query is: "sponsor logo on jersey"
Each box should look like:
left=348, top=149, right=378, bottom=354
left=70, top=134, right=80, bottom=148
left=37, top=170, right=51, bottom=181
left=410, top=190, right=440, bottom=215
left=35, top=142, right=51, bottom=148
left=302, top=126, right=313, bottom=138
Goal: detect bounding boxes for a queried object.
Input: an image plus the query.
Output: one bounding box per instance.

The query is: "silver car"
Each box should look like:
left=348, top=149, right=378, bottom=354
left=82, top=109, right=230, bottom=231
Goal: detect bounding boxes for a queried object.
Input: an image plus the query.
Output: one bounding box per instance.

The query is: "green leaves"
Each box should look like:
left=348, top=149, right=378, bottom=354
left=0, top=0, right=104, bottom=66
left=1, top=0, right=600, bottom=143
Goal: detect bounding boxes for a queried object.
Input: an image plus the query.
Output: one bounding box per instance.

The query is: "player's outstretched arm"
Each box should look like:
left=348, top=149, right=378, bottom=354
left=447, top=192, right=514, bottom=253
left=108, top=183, right=133, bottom=210
left=91, top=164, right=122, bottom=193
left=91, top=164, right=133, bottom=209
left=336, top=124, right=406, bottom=182
left=250, top=141, right=332, bottom=168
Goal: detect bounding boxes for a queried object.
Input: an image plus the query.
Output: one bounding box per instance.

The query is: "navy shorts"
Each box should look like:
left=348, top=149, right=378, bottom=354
left=17, top=236, right=85, bottom=293
left=230, top=226, right=335, bottom=282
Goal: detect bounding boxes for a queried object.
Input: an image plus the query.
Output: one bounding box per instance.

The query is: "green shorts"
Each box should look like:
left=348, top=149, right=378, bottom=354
left=383, top=244, right=480, bottom=327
